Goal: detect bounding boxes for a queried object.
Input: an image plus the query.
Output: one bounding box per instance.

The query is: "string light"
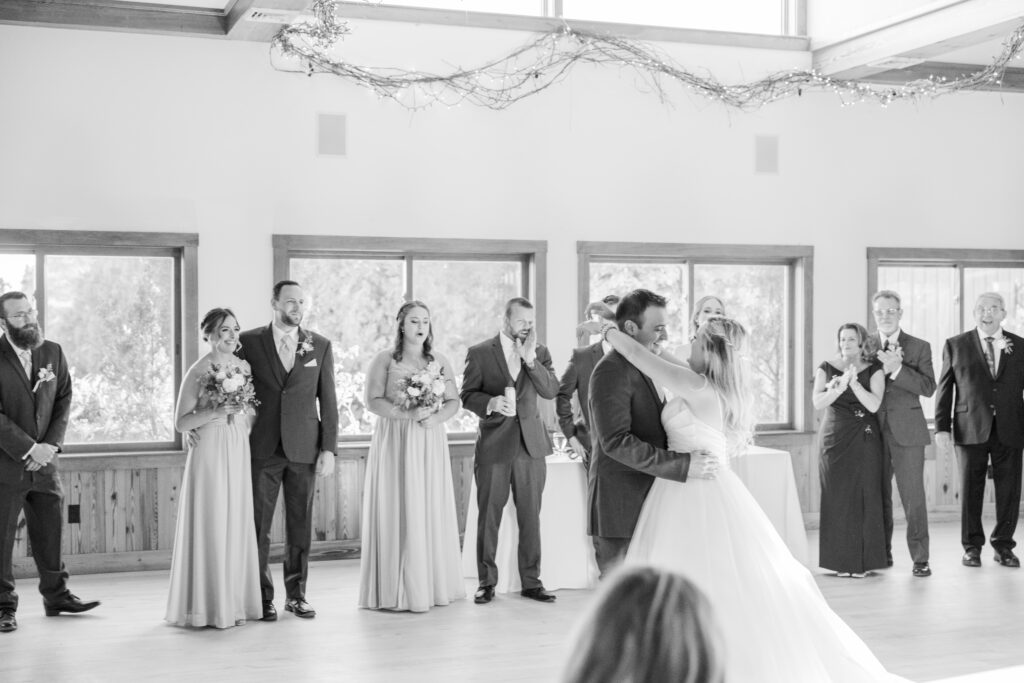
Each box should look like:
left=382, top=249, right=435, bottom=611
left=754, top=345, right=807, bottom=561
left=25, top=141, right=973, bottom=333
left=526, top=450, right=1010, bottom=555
left=271, top=0, right=1024, bottom=111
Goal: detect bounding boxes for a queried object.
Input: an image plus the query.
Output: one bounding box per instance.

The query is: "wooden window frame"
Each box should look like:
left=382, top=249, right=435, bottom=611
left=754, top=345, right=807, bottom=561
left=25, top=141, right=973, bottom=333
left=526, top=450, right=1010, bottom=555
left=578, top=241, right=813, bottom=432
left=0, top=229, right=199, bottom=455
left=273, top=234, right=548, bottom=446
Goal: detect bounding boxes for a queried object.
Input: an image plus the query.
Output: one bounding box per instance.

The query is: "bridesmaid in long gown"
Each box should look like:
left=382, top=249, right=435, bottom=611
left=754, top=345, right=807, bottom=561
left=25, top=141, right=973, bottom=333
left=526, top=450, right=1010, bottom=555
left=165, top=308, right=262, bottom=628
left=813, top=322, right=888, bottom=577
left=358, top=301, right=466, bottom=612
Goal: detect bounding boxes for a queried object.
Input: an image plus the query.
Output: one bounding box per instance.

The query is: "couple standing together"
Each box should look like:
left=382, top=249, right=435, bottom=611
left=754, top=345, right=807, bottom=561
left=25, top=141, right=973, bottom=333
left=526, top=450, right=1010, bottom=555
left=166, top=280, right=338, bottom=628
left=588, top=289, right=906, bottom=682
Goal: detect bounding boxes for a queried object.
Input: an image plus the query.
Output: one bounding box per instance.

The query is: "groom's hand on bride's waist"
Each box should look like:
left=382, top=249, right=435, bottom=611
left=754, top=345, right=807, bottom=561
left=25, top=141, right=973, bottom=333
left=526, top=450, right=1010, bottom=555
left=689, top=449, right=719, bottom=480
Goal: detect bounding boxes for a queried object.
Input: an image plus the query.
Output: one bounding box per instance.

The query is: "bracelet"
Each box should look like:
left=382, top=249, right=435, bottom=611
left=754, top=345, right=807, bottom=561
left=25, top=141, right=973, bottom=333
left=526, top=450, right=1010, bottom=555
left=600, top=322, right=617, bottom=342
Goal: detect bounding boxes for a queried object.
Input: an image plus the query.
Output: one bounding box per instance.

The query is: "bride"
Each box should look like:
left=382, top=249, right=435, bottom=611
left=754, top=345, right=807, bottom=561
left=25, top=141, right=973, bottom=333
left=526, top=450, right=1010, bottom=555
left=603, top=317, right=906, bottom=683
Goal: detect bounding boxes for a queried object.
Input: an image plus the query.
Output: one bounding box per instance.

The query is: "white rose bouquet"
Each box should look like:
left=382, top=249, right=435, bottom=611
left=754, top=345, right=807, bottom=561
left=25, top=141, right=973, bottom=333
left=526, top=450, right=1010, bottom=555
left=198, top=362, right=259, bottom=424
left=396, top=361, right=448, bottom=412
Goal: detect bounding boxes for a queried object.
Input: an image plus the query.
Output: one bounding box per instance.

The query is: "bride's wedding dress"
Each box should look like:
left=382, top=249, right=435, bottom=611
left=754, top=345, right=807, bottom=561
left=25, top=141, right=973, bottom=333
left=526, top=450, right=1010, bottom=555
left=626, top=393, right=907, bottom=683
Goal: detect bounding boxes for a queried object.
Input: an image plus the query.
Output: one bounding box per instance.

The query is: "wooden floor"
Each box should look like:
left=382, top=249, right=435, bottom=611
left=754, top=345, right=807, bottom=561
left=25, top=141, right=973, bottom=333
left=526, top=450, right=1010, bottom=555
left=2, top=520, right=1023, bottom=683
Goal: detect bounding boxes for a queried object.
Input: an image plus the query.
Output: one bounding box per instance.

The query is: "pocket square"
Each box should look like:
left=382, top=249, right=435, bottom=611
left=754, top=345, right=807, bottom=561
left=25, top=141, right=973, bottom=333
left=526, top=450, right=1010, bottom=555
left=304, top=359, right=318, bottom=368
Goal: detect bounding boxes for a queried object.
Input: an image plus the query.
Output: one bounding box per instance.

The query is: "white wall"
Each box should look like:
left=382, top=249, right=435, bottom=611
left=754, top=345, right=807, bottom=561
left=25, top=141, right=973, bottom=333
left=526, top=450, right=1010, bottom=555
left=2, top=21, right=1023, bottom=401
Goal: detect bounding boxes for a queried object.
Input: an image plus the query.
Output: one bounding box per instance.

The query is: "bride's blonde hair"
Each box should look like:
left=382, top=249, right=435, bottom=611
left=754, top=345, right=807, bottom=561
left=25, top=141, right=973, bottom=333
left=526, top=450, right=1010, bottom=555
left=694, top=317, right=756, bottom=456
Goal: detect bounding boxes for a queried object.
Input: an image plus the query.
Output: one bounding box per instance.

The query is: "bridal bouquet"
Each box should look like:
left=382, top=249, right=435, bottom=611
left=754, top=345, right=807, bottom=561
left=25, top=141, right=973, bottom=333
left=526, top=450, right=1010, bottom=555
left=396, top=361, right=448, bottom=411
left=198, top=363, right=259, bottom=424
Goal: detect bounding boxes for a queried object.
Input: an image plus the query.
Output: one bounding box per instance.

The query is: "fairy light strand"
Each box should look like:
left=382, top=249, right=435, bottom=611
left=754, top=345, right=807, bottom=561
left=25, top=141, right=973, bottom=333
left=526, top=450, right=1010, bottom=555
left=271, top=0, right=1024, bottom=111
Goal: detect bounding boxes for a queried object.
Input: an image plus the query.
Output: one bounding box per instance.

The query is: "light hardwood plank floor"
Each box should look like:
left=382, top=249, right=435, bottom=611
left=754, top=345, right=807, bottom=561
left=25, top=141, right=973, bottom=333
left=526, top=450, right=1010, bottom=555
left=1, top=520, right=1022, bottom=682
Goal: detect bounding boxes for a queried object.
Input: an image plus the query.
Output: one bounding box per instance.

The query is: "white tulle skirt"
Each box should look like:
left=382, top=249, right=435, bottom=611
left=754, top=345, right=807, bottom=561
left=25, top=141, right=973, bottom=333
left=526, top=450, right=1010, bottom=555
left=627, top=470, right=907, bottom=683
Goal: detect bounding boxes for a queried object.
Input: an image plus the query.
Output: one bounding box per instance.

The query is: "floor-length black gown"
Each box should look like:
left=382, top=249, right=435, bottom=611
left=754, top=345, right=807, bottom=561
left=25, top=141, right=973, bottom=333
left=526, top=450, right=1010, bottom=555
left=818, top=361, right=888, bottom=574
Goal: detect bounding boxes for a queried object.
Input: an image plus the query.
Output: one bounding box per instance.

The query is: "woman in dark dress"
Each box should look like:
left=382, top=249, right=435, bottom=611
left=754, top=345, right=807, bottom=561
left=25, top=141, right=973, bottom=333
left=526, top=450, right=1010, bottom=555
left=813, top=323, right=887, bottom=577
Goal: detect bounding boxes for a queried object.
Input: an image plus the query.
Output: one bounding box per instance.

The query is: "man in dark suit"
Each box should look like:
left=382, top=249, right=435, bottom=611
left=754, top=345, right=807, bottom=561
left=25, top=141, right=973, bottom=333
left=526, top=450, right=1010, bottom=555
left=556, top=301, right=614, bottom=468
left=588, top=289, right=712, bottom=577
left=461, top=297, right=559, bottom=605
left=872, top=290, right=936, bottom=578
left=0, top=291, right=99, bottom=633
left=239, top=280, right=339, bottom=620
left=935, top=292, right=1024, bottom=569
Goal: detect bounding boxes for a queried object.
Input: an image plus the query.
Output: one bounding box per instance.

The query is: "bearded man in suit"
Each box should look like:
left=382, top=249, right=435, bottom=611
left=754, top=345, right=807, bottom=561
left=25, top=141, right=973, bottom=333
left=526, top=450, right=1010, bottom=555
left=239, top=280, right=338, bottom=620
left=461, top=297, right=560, bottom=605
left=0, top=291, right=99, bottom=633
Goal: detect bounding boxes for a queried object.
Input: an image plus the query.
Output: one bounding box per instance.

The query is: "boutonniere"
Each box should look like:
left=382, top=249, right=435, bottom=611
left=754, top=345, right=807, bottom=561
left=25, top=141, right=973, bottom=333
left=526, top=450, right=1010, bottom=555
left=297, top=331, right=315, bottom=357
left=994, top=337, right=1014, bottom=355
left=33, top=363, right=55, bottom=392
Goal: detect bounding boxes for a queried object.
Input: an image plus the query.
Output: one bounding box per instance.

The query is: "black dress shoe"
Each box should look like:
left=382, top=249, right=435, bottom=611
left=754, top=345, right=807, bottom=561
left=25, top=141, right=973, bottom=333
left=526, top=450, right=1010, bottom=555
left=261, top=601, right=277, bottom=621
left=44, top=594, right=100, bottom=616
left=994, top=548, right=1021, bottom=568
left=0, top=609, right=16, bottom=633
left=962, top=547, right=981, bottom=567
left=886, top=555, right=894, bottom=568
left=284, top=598, right=316, bottom=618
left=912, top=562, right=931, bottom=577
left=473, top=586, right=494, bottom=604
left=520, top=587, right=556, bottom=603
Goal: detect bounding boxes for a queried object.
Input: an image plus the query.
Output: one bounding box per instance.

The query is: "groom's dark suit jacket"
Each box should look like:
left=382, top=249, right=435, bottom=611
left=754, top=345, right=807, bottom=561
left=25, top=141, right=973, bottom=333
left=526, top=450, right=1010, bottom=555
left=935, top=329, right=1024, bottom=447
left=588, top=350, right=690, bottom=539
left=0, top=335, right=72, bottom=484
left=239, top=325, right=339, bottom=463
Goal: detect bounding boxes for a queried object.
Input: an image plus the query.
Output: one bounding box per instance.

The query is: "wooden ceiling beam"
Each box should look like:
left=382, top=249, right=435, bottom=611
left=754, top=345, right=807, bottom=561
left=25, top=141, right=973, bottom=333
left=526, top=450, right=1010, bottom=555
left=861, top=61, right=1024, bottom=93
left=0, top=0, right=227, bottom=37
left=812, top=0, right=1024, bottom=79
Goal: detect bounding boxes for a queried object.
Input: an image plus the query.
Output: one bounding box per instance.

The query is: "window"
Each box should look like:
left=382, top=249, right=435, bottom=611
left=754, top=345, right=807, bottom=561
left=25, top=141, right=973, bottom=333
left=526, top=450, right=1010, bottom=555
left=367, top=0, right=797, bottom=35
left=0, top=230, right=199, bottom=452
left=581, top=242, right=812, bottom=430
left=276, top=236, right=546, bottom=441
left=869, top=248, right=1024, bottom=420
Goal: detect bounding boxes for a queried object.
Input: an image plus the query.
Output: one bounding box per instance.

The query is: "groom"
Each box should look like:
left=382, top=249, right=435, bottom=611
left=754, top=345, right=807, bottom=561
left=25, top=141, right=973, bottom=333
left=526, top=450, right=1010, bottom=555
left=588, top=289, right=711, bottom=577
left=0, top=292, right=99, bottom=633
left=240, top=280, right=338, bottom=620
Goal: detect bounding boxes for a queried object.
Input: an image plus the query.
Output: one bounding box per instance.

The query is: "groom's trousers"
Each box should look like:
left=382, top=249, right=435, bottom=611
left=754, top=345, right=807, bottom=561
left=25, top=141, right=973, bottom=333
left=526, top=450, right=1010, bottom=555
left=252, top=444, right=316, bottom=602
left=0, top=472, right=70, bottom=611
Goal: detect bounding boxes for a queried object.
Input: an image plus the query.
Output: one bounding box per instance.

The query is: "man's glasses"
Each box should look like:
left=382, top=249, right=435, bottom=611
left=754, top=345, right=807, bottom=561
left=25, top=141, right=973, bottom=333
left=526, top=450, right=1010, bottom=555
left=3, top=309, right=36, bottom=322
left=873, top=308, right=900, bottom=317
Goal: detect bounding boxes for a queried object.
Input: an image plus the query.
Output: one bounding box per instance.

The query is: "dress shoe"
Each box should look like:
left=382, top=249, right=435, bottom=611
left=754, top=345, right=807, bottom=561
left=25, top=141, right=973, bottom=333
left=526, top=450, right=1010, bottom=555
left=994, top=548, right=1021, bottom=568
left=284, top=598, right=316, bottom=618
left=474, top=586, right=495, bottom=604
left=520, top=587, right=556, bottom=603
left=886, top=555, right=894, bottom=568
left=43, top=594, right=100, bottom=616
left=261, top=601, right=277, bottom=621
left=0, top=609, right=16, bottom=633
left=962, top=547, right=981, bottom=567
left=912, top=562, right=932, bottom=577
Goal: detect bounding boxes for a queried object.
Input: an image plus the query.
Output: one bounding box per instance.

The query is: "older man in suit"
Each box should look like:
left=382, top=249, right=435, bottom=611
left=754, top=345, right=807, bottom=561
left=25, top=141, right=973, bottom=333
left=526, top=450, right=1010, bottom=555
left=461, top=297, right=559, bottom=605
left=239, top=280, right=339, bottom=620
left=872, top=290, right=936, bottom=578
left=0, top=291, right=99, bottom=633
left=936, top=292, right=1024, bottom=569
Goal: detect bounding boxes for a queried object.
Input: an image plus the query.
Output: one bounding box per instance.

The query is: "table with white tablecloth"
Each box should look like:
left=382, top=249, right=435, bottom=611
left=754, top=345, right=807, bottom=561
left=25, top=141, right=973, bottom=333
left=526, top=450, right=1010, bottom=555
left=462, top=445, right=808, bottom=593
left=731, top=445, right=809, bottom=565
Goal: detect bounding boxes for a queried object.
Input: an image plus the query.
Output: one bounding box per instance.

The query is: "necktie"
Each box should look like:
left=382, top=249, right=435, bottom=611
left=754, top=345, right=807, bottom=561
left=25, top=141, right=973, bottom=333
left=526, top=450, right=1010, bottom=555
left=18, top=349, right=31, bottom=379
left=985, top=337, right=997, bottom=378
left=279, top=336, right=294, bottom=373
left=882, top=339, right=890, bottom=352
left=507, top=346, right=520, bottom=382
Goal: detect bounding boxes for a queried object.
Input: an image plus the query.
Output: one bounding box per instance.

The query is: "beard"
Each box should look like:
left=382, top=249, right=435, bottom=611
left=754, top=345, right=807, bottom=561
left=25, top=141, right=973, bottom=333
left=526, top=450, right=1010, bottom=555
left=279, top=310, right=303, bottom=327
left=7, top=323, right=42, bottom=349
